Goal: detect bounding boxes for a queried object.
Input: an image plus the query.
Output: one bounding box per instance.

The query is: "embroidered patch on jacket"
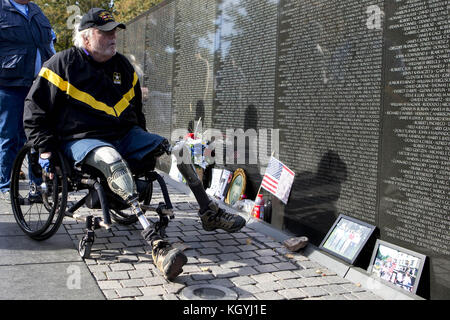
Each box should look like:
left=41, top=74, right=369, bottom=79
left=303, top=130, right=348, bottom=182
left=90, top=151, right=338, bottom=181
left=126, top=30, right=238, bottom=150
left=113, top=72, right=121, bottom=85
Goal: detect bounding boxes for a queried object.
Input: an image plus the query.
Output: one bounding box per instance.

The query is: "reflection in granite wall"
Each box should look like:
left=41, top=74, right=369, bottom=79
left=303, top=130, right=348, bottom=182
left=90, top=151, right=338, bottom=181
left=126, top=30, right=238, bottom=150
left=123, top=15, right=147, bottom=82
left=275, top=0, right=384, bottom=245
left=172, top=0, right=216, bottom=132
left=212, top=0, right=279, bottom=199
left=145, top=1, right=176, bottom=140
left=120, top=0, right=449, bottom=299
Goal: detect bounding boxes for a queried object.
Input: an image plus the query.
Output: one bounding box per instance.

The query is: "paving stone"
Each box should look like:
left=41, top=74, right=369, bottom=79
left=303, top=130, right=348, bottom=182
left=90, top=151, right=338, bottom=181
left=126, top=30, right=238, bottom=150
left=109, top=263, right=134, bottom=272
left=117, top=288, right=143, bottom=298
left=98, top=280, right=122, bottom=290
left=117, top=255, right=139, bottom=263
left=278, top=288, right=308, bottom=300
left=294, top=269, right=322, bottom=278
left=163, top=282, right=186, bottom=294
left=230, top=276, right=257, bottom=286
left=140, top=286, right=166, bottom=296
left=272, top=262, right=298, bottom=271
left=128, top=269, right=153, bottom=279
left=198, top=248, right=221, bottom=255
left=271, top=270, right=298, bottom=280
left=300, top=277, right=328, bottom=287
left=201, top=241, right=221, bottom=248
left=251, top=273, right=277, bottom=283
left=237, top=285, right=264, bottom=294
left=208, top=278, right=235, bottom=288
left=278, top=279, right=306, bottom=289
left=236, top=251, right=259, bottom=259
left=321, top=285, right=352, bottom=295
left=218, top=253, right=240, bottom=261
left=341, top=283, right=366, bottom=293
left=197, top=235, right=217, bottom=241
left=301, top=286, right=330, bottom=298
left=120, top=279, right=146, bottom=288
left=238, top=245, right=259, bottom=252
left=255, top=249, right=277, bottom=257
left=231, top=266, right=259, bottom=276
left=88, top=264, right=111, bottom=273
left=89, top=270, right=106, bottom=280
left=255, top=281, right=284, bottom=291
left=255, top=256, right=279, bottom=264
left=352, top=292, right=383, bottom=300
left=214, top=233, right=234, bottom=240
left=323, top=275, right=351, bottom=285
left=162, top=294, right=180, bottom=300
left=190, top=273, right=216, bottom=281
left=106, top=271, right=129, bottom=280
left=322, top=294, right=349, bottom=300
left=218, top=246, right=241, bottom=253
left=297, top=260, right=325, bottom=269
left=103, top=289, right=119, bottom=299
left=207, top=266, right=239, bottom=278
left=254, top=291, right=285, bottom=300
left=254, top=264, right=278, bottom=273
left=197, top=255, right=220, bottom=263
left=143, top=277, right=167, bottom=286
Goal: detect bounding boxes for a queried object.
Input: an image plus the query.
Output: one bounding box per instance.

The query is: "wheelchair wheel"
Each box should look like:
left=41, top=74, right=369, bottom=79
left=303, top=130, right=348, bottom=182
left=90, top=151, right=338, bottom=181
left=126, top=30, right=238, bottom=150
left=10, top=145, right=68, bottom=241
left=109, top=178, right=153, bottom=225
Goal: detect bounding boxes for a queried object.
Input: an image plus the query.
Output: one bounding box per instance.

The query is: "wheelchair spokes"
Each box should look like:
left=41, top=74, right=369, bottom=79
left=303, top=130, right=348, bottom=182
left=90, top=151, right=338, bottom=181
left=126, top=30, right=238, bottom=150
left=10, top=145, right=68, bottom=241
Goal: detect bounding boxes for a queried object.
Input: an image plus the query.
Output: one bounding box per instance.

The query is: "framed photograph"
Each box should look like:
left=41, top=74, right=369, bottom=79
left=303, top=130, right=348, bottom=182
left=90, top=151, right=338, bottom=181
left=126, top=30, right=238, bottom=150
left=367, top=240, right=426, bottom=295
left=215, top=169, right=232, bottom=201
left=206, top=168, right=223, bottom=197
left=225, top=168, right=246, bottom=206
left=319, top=214, right=376, bottom=264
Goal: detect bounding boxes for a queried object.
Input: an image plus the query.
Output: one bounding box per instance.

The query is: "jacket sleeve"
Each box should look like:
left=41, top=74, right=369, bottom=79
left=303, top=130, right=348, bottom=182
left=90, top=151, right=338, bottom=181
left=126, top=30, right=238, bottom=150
left=134, top=78, right=147, bottom=131
left=23, top=63, right=60, bottom=153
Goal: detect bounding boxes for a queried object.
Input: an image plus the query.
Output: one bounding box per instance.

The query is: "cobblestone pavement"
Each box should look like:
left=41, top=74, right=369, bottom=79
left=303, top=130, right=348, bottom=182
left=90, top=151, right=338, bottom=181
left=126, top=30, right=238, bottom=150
left=64, top=183, right=383, bottom=301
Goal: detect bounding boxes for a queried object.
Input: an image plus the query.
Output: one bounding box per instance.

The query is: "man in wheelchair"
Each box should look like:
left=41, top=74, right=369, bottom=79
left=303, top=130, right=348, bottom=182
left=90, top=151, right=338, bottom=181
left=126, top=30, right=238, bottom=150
left=22, top=8, right=245, bottom=281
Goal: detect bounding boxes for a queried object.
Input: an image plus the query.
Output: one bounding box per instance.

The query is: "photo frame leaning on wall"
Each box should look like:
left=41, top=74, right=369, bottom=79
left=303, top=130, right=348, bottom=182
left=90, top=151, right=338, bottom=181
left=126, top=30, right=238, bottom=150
left=225, top=168, right=246, bottom=206
left=367, top=240, right=426, bottom=295
left=319, top=214, right=376, bottom=264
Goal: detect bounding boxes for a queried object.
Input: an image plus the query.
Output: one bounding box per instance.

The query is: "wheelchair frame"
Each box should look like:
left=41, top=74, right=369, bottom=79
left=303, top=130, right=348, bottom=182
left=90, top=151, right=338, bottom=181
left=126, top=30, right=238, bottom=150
left=10, top=143, right=176, bottom=258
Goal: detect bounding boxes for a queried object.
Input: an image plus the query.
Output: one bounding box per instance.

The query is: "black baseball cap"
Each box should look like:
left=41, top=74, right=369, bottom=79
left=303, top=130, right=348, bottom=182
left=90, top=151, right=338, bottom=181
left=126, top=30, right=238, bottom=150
left=79, top=8, right=125, bottom=32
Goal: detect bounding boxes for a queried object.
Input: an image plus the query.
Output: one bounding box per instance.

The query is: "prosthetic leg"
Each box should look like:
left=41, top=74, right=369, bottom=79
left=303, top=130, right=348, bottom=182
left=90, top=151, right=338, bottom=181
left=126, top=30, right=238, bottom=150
left=172, top=141, right=246, bottom=233
left=84, top=146, right=187, bottom=281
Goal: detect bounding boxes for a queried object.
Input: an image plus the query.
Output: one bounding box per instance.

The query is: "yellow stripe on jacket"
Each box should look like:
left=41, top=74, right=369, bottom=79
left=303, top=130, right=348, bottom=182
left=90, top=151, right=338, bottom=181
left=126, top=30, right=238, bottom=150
left=39, top=67, right=138, bottom=117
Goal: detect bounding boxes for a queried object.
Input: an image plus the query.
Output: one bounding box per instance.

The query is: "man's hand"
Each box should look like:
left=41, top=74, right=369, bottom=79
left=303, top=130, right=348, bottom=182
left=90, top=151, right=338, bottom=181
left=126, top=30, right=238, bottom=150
left=39, top=152, right=54, bottom=179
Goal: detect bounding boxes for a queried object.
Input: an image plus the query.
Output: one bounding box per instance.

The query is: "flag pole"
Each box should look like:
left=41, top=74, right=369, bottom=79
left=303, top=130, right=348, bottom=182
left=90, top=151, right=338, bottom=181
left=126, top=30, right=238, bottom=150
left=247, top=151, right=275, bottom=222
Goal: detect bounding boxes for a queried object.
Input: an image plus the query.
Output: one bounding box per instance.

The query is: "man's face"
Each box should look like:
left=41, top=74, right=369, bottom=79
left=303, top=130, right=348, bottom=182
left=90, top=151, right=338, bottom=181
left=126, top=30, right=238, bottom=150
left=14, top=0, right=30, bottom=4
left=87, top=28, right=117, bottom=62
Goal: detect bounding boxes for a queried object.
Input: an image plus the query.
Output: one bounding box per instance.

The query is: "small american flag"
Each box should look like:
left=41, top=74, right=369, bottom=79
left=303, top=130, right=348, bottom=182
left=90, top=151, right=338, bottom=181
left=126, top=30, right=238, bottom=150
left=261, top=156, right=295, bottom=204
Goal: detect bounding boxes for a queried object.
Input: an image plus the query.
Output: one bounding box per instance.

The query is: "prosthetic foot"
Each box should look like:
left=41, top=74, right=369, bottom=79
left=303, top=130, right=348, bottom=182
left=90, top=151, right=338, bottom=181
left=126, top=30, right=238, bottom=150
left=173, top=142, right=246, bottom=233
left=141, top=226, right=187, bottom=281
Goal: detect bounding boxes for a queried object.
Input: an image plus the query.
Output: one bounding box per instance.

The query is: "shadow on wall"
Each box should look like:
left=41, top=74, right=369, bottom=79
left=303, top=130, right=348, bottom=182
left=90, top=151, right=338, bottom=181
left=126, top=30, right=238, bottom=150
left=188, top=100, right=205, bottom=134
left=282, top=150, right=348, bottom=245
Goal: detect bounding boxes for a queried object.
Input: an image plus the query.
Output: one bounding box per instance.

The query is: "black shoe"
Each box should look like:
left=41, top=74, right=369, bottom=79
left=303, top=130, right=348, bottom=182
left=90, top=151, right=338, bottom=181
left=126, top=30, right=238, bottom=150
left=151, top=239, right=187, bottom=281
left=199, top=202, right=246, bottom=233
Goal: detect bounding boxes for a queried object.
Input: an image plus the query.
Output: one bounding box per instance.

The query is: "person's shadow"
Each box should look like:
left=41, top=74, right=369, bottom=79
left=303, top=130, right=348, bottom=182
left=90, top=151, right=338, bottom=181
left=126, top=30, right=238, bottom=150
left=283, top=150, right=348, bottom=245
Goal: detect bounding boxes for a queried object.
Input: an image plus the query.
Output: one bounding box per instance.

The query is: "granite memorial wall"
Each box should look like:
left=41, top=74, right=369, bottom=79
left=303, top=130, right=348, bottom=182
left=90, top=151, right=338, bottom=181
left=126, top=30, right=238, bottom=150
left=117, top=0, right=449, bottom=299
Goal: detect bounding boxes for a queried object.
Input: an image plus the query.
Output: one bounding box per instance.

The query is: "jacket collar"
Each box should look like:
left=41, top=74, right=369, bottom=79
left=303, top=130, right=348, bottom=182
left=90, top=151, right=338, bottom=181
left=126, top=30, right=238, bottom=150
left=2, top=0, right=41, bottom=19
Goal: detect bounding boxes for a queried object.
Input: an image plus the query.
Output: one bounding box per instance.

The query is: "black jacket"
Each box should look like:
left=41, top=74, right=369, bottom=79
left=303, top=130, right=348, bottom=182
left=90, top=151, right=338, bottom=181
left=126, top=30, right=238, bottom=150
left=24, top=47, right=146, bottom=153
left=0, top=0, right=54, bottom=87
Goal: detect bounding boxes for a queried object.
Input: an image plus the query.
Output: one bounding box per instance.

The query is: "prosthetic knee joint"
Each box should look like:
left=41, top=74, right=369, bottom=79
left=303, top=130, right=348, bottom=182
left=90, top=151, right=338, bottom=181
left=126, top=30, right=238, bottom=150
left=84, top=147, right=151, bottom=229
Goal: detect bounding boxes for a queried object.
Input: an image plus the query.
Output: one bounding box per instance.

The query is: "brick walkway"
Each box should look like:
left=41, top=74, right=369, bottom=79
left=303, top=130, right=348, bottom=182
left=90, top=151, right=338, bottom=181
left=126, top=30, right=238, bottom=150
left=63, top=182, right=383, bottom=300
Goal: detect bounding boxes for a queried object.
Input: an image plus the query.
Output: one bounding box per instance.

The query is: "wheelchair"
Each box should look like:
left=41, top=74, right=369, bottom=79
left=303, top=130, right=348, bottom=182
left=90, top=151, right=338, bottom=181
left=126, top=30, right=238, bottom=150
left=10, top=142, right=175, bottom=259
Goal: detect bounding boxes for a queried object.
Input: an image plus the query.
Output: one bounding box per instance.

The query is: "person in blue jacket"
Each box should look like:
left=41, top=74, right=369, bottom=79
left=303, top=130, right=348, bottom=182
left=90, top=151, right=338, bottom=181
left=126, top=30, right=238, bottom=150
left=0, top=0, right=55, bottom=201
